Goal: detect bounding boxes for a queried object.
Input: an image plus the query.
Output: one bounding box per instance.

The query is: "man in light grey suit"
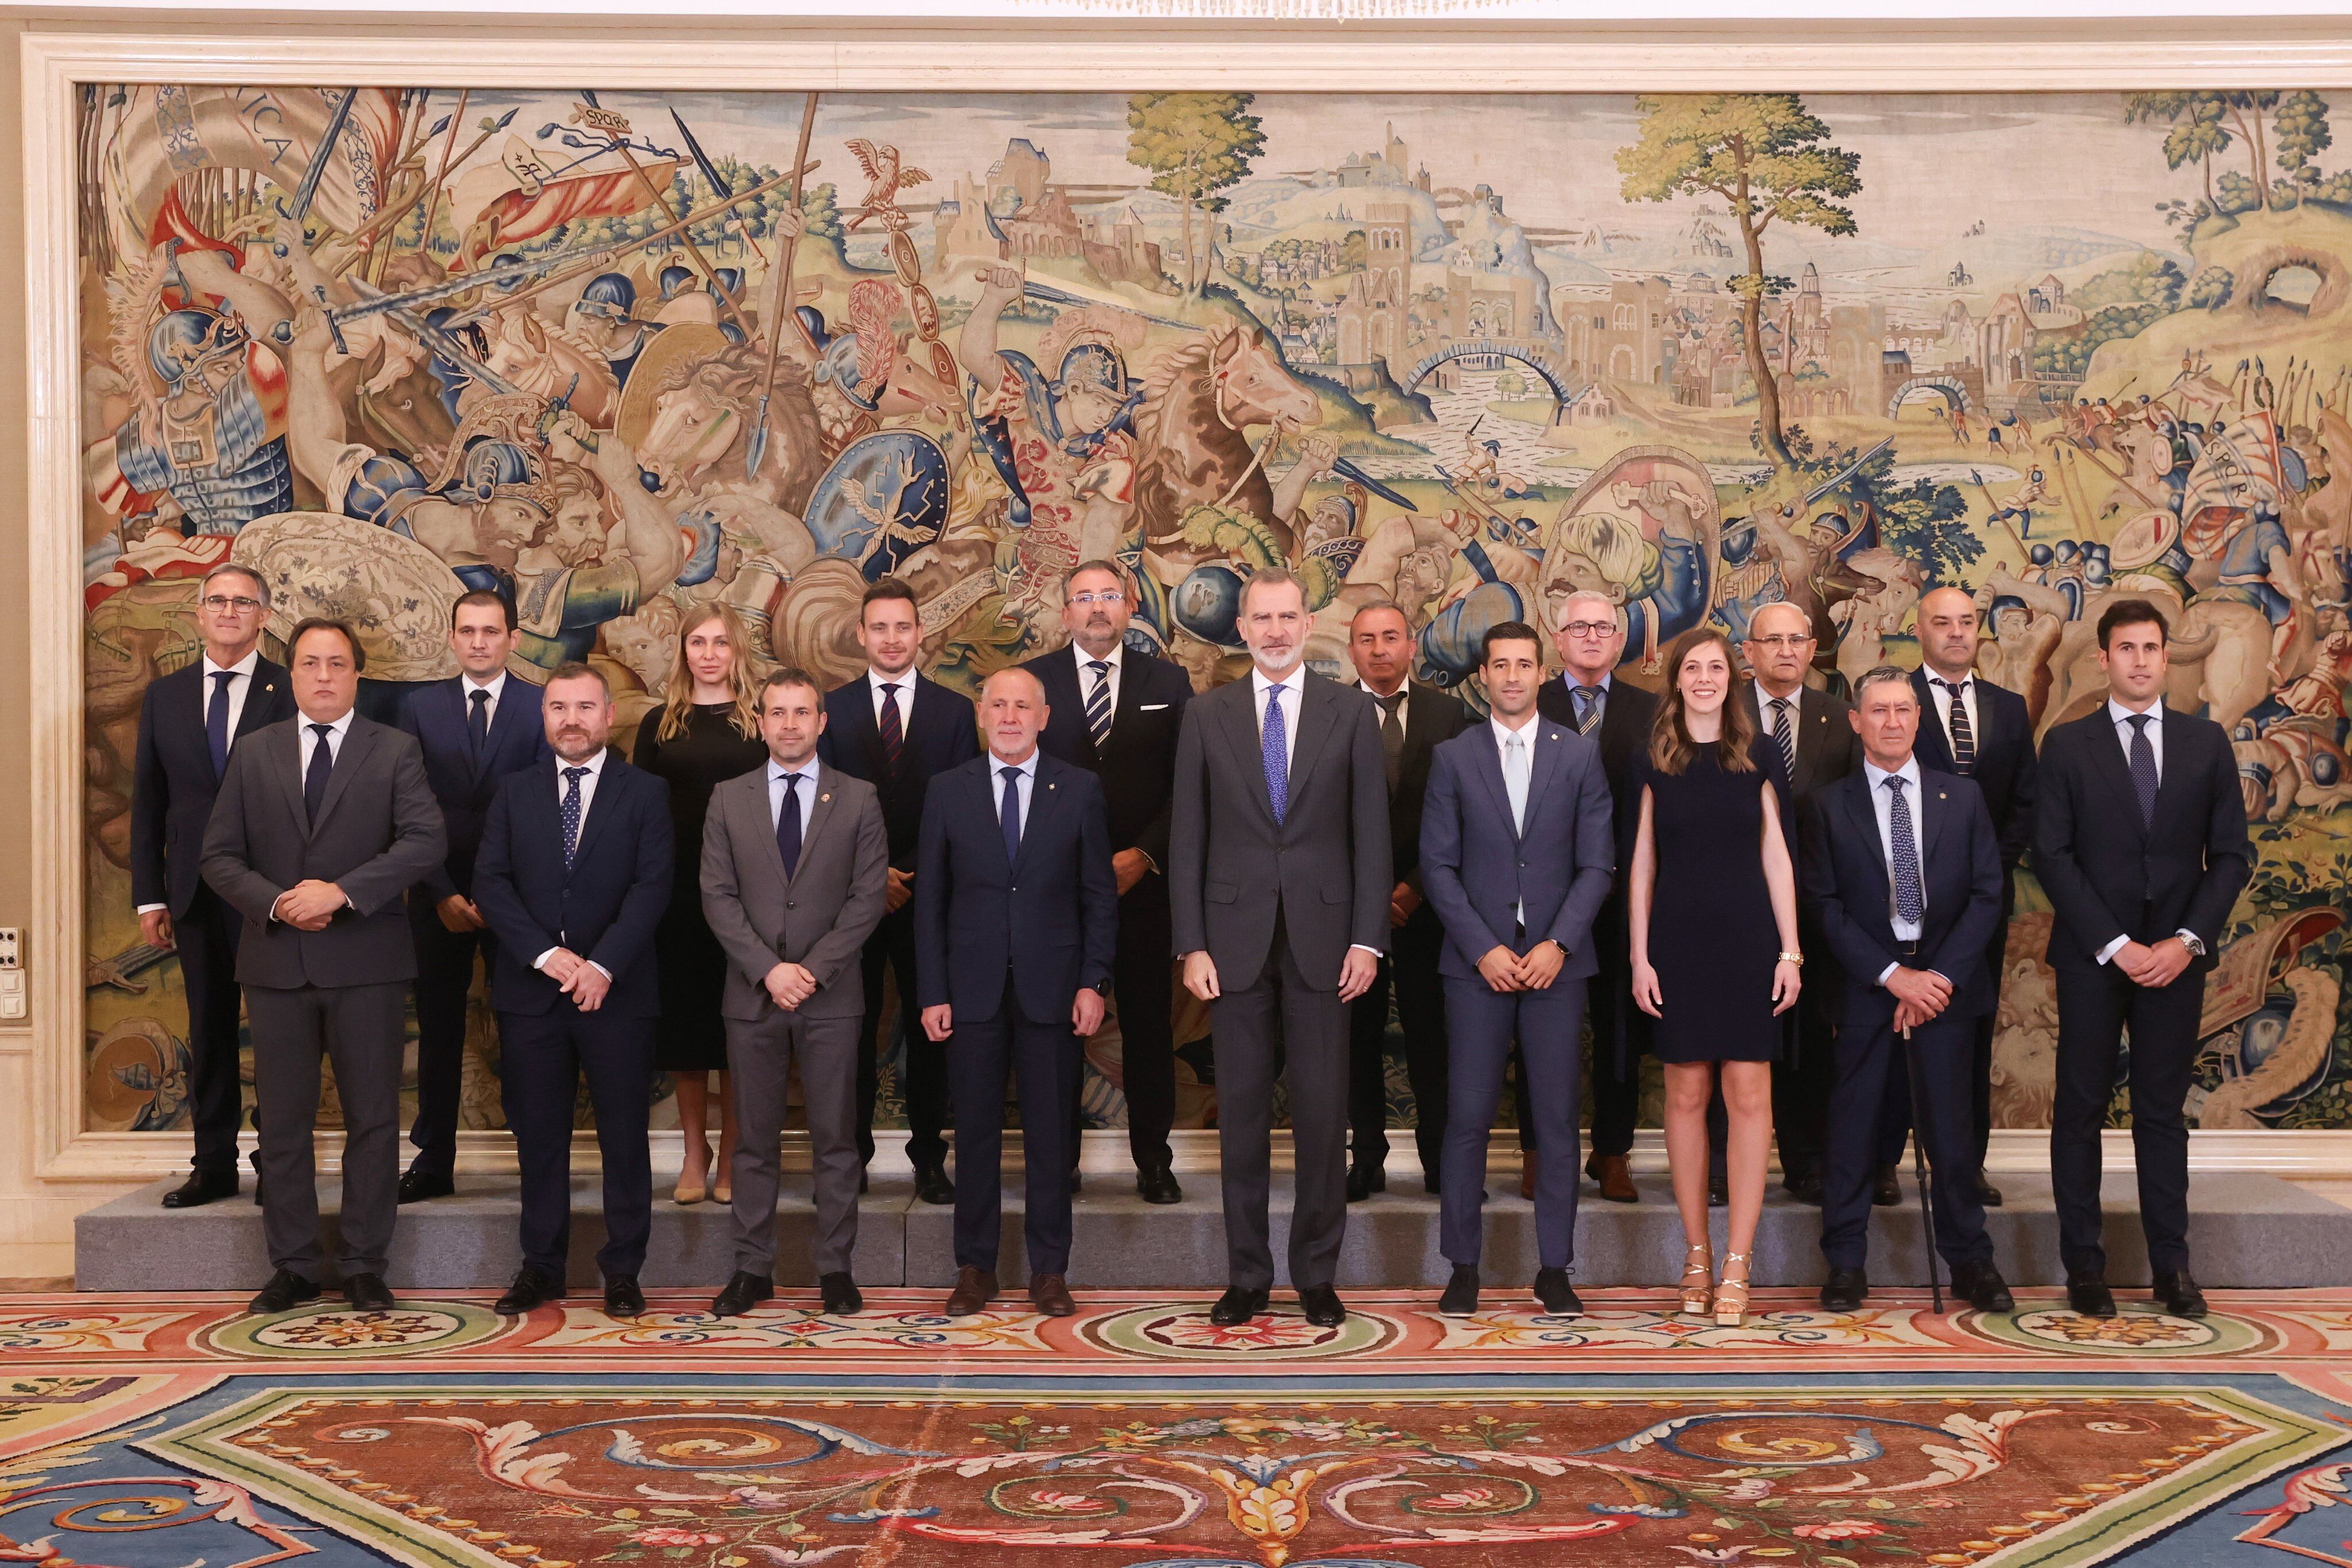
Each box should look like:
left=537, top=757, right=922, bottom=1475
left=1419, top=622, right=1616, bottom=1319
left=1170, top=567, right=1391, bottom=1330
left=701, top=667, right=890, bottom=1318
left=201, top=618, right=447, bottom=1315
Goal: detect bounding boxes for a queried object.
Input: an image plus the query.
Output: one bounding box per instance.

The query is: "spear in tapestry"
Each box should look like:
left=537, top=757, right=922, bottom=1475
left=671, top=109, right=768, bottom=269
left=748, top=90, right=821, bottom=484
left=575, top=90, right=751, bottom=332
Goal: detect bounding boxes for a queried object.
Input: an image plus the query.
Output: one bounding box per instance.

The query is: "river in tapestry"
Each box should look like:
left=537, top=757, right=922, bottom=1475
left=76, top=87, right=2352, bottom=1136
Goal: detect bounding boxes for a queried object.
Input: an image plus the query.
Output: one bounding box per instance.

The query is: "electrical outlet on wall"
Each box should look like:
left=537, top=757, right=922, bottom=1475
left=0, top=928, right=20, bottom=968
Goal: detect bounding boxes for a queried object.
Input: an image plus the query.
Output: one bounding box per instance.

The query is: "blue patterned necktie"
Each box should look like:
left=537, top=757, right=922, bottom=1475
left=560, top=765, right=588, bottom=869
left=775, top=771, right=802, bottom=880
left=207, top=670, right=234, bottom=778
left=1261, top=683, right=1289, bottom=826
left=2126, top=713, right=2159, bottom=826
left=1086, top=660, right=1114, bottom=750
left=1000, top=765, right=1023, bottom=864
left=303, top=723, right=334, bottom=823
left=1885, top=776, right=1924, bottom=926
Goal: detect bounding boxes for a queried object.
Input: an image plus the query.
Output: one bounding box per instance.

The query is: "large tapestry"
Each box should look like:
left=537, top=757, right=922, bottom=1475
left=75, top=86, right=2352, bottom=1136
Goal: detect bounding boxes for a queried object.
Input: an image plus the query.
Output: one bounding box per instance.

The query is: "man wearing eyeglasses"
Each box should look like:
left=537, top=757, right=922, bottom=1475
left=131, top=563, right=298, bottom=1209
left=1020, top=561, right=1195, bottom=1203
left=1534, top=591, right=1655, bottom=1206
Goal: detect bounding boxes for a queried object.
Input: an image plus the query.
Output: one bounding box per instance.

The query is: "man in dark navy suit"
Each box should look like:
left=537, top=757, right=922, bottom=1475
left=394, top=589, right=550, bottom=1203
left=917, top=668, right=1118, bottom=1319
left=470, top=663, right=672, bottom=1319
left=132, top=562, right=297, bottom=1207
left=819, top=576, right=980, bottom=1202
left=1874, top=587, right=2038, bottom=1209
left=1802, top=666, right=2011, bottom=1314
left=1019, top=560, right=1193, bottom=1202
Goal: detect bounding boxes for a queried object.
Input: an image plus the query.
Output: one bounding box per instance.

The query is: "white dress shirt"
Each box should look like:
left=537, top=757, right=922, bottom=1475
left=1361, top=679, right=1409, bottom=737
left=1862, top=755, right=1927, bottom=981
left=2094, top=697, right=2201, bottom=966
left=1923, top=668, right=1979, bottom=746
left=868, top=667, right=916, bottom=727
left=535, top=747, right=613, bottom=978
left=767, top=756, right=818, bottom=839
left=1492, top=710, right=1540, bottom=929
left=461, top=669, right=509, bottom=733
left=1251, top=665, right=1305, bottom=772
left=139, top=649, right=265, bottom=915
left=991, top=748, right=1039, bottom=834
left=1077, top=642, right=1124, bottom=734
left=272, top=707, right=357, bottom=924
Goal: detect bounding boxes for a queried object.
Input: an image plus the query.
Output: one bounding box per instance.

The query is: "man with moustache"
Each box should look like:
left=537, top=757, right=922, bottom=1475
left=1170, top=567, right=1390, bottom=1329
left=132, top=562, right=297, bottom=1207
left=1535, top=589, right=1657, bottom=1205
left=706, top=669, right=892, bottom=1317
left=1421, top=622, right=1615, bottom=1317
left=395, top=590, right=550, bottom=1205
left=1873, top=586, right=2037, bottom=1209
left=2034, top=601, right=2249, bottom=1318
left=1020, top=561, right=1194, bottom=1203
left=201, top=619, right=446, bottom=1314
left=820, top=578, right=979, bottom=1203
left=1344, top=601, right=1471, bottom=1199
left=917, top=669, right=1118, bottom=1319
left=469, top=664, right=671, bottom=1319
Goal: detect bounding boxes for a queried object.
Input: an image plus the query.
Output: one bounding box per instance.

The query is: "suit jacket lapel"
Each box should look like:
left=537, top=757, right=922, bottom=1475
left=786, top=766, right=837, bottom=885
left=1522, top=721, right=1566, bottom=826
left=2148, top=707, right=2189, bottom=833
left=234, top=664, right=284, bottom=742
left=482, top=682, right=534, bottom=777
left=566, top=754, right=622, bottom=873
left=1920, top=771, right=1951, bottom=865
left=1014, top=756, right=1062, bottom=874
left=1842, top=771, right=1891, bottom=908
left=1284, top=679, right=1343, bottom=808
left=1467, top=725, right=1518, bottom=841
left=1224, top=683, right=1280, bottom=828
left=308, top=719, right=374, bottom=837
left=2084, top=711, right=2149, bottom=841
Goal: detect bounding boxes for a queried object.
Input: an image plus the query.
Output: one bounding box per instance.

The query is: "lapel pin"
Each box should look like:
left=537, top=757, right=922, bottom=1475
left=1048, top=781, right=1057, bottom=790
left=821, top=793, right=831, bottom=803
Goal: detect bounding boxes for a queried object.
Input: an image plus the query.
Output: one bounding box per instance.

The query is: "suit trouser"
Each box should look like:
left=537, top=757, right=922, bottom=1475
left=1822, top=1006, right=1991, bottom=1271
left=1873, top=913, right=2006, bottom=1172
left=1212, top=907, right=1349, bottom=1292
left=408, top=903, right=496, bottom=1178
left=1069, top=877, right=1176, bottom=1172
left=2052, top=960, right=2204, bottom=1277
left=246, top=980, right=407, bottom=1280
left=175, top=887, right=247, bottom=1178
left=953, top=972, right=1080, bottom=1275
left=1347, top=905, right=1449, bottom=1176
left=858, top=904, right=949, bottom=1169
left=729, top=1008, right=864, bottom=1278
left=498, top=1006, right=653, bottom=1279
left=1584, top=916, right=1641, bottom=1158
left=1445, top=975, right=1587, bottom=1269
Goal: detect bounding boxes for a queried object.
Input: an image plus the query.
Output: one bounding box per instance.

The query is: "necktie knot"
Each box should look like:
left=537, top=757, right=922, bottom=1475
left=1001, top=765, right=1022, bottom=783
left=2127, top=713, right=2151, bottom=734
left=1378, top=690, right=1406, bottom=715
left=471, top=689, right=490, bottom=707
left=1088, top=660, right=1109, bottom=677
left=563, top=765, right=587, bottom=783
left=310, top=722, right=332, bottom=741
left=213, top=670, right=235, bottom=688
left=1883, top=775, right=1905, bottom=793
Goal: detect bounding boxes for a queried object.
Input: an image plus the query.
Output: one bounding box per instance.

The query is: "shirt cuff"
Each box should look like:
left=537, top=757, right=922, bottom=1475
left=136, top=903, right=166, bottom=915
left=587, top=961, right=612, bottom=981
left=532, top=948, right=560, bottom=971
left=1877, top=961, right=1898, bottom=986
left=2094, top=934, right=2130, bottom=965
left=1348, top=943, right=1383, bottom=958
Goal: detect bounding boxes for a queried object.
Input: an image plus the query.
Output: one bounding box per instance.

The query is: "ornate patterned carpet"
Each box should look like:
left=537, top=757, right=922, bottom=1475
left=7, top=1288, right=2352, bottom=1567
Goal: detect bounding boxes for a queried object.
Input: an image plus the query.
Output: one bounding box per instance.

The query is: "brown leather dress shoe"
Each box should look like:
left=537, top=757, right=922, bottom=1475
left=945, top=1265, right=997, bottom=1317
left=1584, top=1153, right=1637, bottom=1203
left=1028, top=1273, right=1077, bottom=1317
left=1519, top=1149, right=1537, bottom=1201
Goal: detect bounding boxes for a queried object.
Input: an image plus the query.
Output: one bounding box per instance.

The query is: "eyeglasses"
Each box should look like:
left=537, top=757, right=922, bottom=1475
left=202, top=595, right=263, bottom=613
left=1560, top=620, right=1616, bottom=638
left=1748, top=634, right=1813, bottom=649
left=1070, top=591, right=1127, bottom=607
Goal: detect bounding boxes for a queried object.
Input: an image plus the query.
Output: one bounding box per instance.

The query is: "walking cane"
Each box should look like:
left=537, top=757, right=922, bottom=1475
left=1900, top=1021, right=1944, bottom=1313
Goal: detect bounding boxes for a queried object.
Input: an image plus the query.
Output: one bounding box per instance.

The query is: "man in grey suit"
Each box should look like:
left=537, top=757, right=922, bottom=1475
left=201, top=618, right=447, bottom=1315
left=701, top=668, right=890, bottom=1318
left=1170, top=567, right=1391, bottom=1330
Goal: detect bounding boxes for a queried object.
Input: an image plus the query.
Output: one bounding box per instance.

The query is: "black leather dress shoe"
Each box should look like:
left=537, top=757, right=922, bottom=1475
left=1209, top=1286, right=1269, bottom=1326
left=604, top=1275, right=646, bottom=1318
left=2153, top=1270, right=2209, bottom=1319
left=1949, top=1260, right=2015, bottom=1313
left=1975, top=1171, right=2004, bottom=1208
left=2067, top=1273, right=2118, bottom=1317
left=912, top=1160, right=954, bottom=1206
left=1819, top=1266, right=1870, bottom=1311
left=343, top=1273, right=396, bottom=1311
left=1871, top=1164, right=1901, bottom=1206
left=1784, top=1171, right=1825, bottom=1206
left=1708, top=1171, right=1728, bottom=1207
left=248, top=1268, right=322, bottom=1315
left=1299, top=1285, right=1347, bottom=1327
left=398, top=1169, right=455, bottom=1205
left=1438, top=1264, right=1479, bottom=1318
left=1533, top=1268, right=1582, bottom=1317
left=1068, top=1169, right=1084, bottom=1195
left=494, top=1267, right=564, bottom=1315
left=818, top=1272, right=863, bottom=1314
left=1345, top=1162, right=1387, bottom=1202
left=711, top=1272, right=773, bottom=1318
left=1136, top=1163, right=1183, bottom=1205
left=163, top=1171, right=238, bottom=1209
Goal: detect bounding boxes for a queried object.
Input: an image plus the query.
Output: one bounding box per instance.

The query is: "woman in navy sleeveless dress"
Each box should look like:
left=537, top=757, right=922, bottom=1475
left=1627, top=626, right=1802, bottom=1327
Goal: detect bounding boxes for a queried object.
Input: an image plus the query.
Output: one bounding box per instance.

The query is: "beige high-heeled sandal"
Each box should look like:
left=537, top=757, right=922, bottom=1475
left=674, top=1138, right=713, bottom=1206
left=1715, top=1250, right=1753, bottom=1327
left=1678, top=1241, right=1713, bottom=1318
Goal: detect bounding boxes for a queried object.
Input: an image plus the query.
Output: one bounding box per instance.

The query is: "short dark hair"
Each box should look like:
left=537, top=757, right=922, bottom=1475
left=1480, top=620, right=1544, bottom=664
left=759, top=667, right=824, bottom=706
left=451, top=587, right=517, bottom=632
left=288, top=617, right=365, bottom=673
left=860, top=577, right=919, bottom=619
left=545, top=660, right=609, bottom=697
left=2097, top=597, right=2169, bottom=649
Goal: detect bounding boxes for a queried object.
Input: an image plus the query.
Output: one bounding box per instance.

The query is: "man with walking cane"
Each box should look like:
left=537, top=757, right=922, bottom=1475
left=1799, top=667, right=2013, bottom=1314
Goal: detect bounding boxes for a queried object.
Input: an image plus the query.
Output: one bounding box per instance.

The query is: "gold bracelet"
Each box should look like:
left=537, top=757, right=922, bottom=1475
left=1777, top=951, right=1805, bottom=966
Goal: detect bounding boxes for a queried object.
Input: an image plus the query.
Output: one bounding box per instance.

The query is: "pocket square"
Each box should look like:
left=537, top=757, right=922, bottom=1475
left=1140, top=703, right=1170, bottom=711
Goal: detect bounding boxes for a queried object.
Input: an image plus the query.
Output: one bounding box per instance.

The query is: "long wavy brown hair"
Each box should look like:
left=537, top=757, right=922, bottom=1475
left=653, top=601, right=763, bottom=744
left=1648, top=625, right=1758, bottom=776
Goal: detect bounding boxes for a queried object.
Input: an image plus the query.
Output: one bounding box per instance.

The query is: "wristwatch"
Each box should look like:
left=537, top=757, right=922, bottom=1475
left=2178, top=931, right=2207, bottom=958
left=1548, top=939, right=1571, bottom=959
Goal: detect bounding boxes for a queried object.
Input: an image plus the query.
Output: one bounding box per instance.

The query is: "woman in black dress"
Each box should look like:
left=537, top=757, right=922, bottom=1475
left=1627, top=626, right=1802, bottom=1327
left=635, top=602, right=768, bottom=1205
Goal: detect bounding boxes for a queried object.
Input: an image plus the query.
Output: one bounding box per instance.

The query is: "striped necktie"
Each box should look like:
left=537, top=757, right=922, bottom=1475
left=1575, top=684, right=1602, bottom=735
left=1770, top=696, right=1796, bottom=781
left=1085, top=660, right=1114, bottom=750
left=1937, top=678, right=1975, bottom=776
left=877, top=683, right=905, bottom=772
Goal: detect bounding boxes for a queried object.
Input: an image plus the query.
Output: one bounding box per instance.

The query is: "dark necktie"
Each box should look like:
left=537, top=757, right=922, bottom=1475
left=1885, top=776, right=1924, bottom=926
left=206, top=669, right=234, bottom=778
left=1086, top=660, right=1114, bottom=750
left=775, top=771, right=802, bottom=879
left=1937, top=678, right=1975, bottom=775
left=560, top=765, right=588, bottom=869
left=1375, top=688, right=1406, bottom=793
left=2126, top=713, right=2159, bottom=826
left=1000, top=765, right=1023, bottom=864
left=469, top=687, right=492, bottom=756
left=1261, top=685, right=1289, bottom=826
left=1575, top=684, right=1602, bottom=735
left=1771, top=696, right=1796, bottom=781
left=877, top=683, right=906, bottom=772
left=303, top=723, right=334, bottom=823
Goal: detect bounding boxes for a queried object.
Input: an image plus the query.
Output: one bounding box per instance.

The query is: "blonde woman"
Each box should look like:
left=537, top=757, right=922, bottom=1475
left=633, top=602, right=768, bottom=1204
left=1627, top=626, right=1802, bottom=1326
